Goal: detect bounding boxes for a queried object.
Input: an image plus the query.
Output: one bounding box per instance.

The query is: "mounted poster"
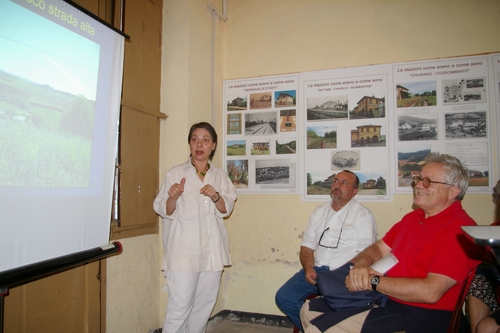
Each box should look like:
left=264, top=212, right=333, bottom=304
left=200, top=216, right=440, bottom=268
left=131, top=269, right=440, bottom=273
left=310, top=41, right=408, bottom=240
left=300, top=65, right=393, bottom=201
left=492, top=54, right=500, bottom=175
left=392, top=55, right=493, bottom=193
left=223, top=74, right=300, bottom=194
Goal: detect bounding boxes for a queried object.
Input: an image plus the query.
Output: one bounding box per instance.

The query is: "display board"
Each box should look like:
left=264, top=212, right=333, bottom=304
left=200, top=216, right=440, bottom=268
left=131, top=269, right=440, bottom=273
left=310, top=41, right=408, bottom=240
left=493, top=55, right=500, bottom=171
left=300, top=65, right=392, bottom=201
left=392, top=56, right=493, bottom=194
left=222, top=54, right=499, bottom=199
left=223, top=74, right=300, bottom=194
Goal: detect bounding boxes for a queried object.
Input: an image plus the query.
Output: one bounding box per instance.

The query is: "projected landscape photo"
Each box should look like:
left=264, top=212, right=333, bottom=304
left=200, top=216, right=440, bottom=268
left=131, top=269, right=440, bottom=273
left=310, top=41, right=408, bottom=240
left=0, top=1, right=100, bottom=188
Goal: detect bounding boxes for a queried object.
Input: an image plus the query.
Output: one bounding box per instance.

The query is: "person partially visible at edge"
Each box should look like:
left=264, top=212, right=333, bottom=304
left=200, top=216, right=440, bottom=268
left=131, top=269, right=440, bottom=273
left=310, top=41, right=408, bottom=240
left=300, top=152, right=483, bottom=333
left=275, top=170, right=377, bottom=332
left=153, top=122, right=237, bottom=333
left=466, top=179, right=500, bottom=333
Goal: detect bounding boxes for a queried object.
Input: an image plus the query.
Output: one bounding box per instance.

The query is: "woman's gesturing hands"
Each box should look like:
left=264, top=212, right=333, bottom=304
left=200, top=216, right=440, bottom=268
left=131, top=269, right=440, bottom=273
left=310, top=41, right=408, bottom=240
left=168, top=178, right=186, bottom=199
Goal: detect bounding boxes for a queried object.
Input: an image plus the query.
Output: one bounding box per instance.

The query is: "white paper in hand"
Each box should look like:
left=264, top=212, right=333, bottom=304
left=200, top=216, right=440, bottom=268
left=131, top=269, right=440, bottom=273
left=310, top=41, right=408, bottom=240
left=370, top=253, right=398, bottom=274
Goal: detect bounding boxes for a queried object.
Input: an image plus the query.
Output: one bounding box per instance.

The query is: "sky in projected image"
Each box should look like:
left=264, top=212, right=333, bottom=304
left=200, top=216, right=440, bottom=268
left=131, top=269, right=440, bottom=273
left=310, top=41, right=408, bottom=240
left=0, top=1, right=99, bottom=100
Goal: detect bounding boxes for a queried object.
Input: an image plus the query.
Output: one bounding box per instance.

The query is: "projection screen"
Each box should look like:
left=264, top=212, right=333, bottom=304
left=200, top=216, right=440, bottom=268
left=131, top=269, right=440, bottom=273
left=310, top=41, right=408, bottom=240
left=0, top=0, right=125, bottom=273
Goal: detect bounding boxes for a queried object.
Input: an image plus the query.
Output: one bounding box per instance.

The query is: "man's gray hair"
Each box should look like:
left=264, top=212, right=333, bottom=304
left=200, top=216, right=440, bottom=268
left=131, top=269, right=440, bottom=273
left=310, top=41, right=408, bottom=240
left=421, top=152, right=469, bottom=200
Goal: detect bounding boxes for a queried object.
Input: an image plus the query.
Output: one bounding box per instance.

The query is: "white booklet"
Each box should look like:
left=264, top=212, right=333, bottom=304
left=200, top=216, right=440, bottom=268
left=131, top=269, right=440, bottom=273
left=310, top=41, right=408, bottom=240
left=370, top=253, right=398, bottom=274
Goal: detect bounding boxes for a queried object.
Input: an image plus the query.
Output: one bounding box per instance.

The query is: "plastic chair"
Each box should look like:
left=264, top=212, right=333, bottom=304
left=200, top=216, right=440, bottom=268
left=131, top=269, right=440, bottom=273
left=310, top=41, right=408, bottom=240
left=447, top=267, right=477, bottom=333
left=292, top=294, right=319, bottom=333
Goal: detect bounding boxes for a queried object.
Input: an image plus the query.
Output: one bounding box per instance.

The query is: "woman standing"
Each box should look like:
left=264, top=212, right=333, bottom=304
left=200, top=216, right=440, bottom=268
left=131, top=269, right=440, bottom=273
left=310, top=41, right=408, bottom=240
left=154, top=122, right=237, bottom=333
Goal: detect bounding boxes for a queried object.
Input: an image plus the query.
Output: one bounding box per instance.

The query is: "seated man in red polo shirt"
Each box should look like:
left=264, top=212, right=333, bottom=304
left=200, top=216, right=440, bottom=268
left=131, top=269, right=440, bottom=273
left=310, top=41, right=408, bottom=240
left=300, top=152, right=483, bottom=333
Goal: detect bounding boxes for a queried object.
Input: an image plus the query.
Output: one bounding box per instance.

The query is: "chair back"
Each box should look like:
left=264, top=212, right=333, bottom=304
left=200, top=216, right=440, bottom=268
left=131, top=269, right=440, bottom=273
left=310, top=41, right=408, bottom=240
left=447, top=267, right=476, bottom=333
left=292, top=293, right=319, bottom=333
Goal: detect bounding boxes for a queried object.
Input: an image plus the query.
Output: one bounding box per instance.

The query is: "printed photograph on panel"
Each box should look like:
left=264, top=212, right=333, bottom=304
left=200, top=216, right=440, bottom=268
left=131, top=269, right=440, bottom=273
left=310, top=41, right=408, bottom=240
left=350, top=123, right=386, bottom=147
left=467, top=166, right=489, bottom=187
left=250, top=139, right=271, bottom=155
left=442, top=78, right=486, bottom=104
left=226, top=140, right=246, bottom=156
left=274, top=90, right=296, bottom=107
left=307, top=172, right=335, bottom=195
left=250, top=92, right=272, bottom=110
left=226, top=95, right=247, bottom=111
left=307, top=125, right=337, bottom=149
left=349, top=94, right=385, bottom=119
left=227, top=159, right=248, bottom=189
left=331, top=150, right=360, bottom=170
left=357, top=172, right=387, bottom=195
left=396, top=81, right=437, bottom=107
left=398, top=114, right=437, bottom=141
left=467, top=78, right=485, bottom=89
left=227, top=113, right=242, bottom=135
left=444, top=111, right=487, bottom=139
left=397, top=145, right=430, bottom=187
left=307, top=95, right=348, bottom=121
left=245, top=112, right=277, bottom=135
left=255, top=159, right=290, bottom=185
left=306, top=171, right=386, bottom=195
left=279, top=109, right=296, bottom=132
left=276, top=138, right=296, bottom=155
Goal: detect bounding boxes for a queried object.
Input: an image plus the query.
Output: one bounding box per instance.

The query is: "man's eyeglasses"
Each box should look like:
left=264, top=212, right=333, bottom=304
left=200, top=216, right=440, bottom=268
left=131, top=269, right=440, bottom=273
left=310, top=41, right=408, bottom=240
left=318, top=211, right=348, bottom=249
left=411, top=175, right=453, bottom=188
left=318, top=227, right=343, bottom=249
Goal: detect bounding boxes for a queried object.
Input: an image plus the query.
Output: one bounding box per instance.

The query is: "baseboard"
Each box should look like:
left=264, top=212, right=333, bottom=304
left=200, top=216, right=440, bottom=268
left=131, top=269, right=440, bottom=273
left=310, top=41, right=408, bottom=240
left=207, top=309, right=294, bottom=329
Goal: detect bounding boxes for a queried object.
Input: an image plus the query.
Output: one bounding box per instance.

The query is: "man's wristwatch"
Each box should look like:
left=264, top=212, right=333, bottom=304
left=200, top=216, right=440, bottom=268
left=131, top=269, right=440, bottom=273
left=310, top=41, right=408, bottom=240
left=370, top=276, right=380, bottom=291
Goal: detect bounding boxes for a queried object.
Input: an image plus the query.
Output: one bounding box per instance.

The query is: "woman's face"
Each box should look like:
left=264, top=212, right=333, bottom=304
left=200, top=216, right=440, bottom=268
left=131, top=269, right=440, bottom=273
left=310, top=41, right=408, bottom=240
left=493, top=180, right=500, bottom=206
left=189, top=128, right=216, bottom=162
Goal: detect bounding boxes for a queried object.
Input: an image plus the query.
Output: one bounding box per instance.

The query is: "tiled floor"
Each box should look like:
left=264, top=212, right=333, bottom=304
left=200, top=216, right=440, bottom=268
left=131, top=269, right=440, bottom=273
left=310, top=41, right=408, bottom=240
left=207, top=321, right=293, bottom=333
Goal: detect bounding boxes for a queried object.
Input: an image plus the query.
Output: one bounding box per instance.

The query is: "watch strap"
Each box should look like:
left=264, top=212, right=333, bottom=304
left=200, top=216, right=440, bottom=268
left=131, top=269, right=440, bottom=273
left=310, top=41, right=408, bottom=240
left=371, top=276, right=380, bottom=291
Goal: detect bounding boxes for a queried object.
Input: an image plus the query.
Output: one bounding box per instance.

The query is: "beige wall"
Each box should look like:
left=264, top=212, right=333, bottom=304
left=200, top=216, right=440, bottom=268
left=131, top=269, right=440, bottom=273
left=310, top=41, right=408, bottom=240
left=108, top=0, right=500, bottom=331
left=106, top=235, right=161, bottom=332
left=219, top=0, right=500, bottom=316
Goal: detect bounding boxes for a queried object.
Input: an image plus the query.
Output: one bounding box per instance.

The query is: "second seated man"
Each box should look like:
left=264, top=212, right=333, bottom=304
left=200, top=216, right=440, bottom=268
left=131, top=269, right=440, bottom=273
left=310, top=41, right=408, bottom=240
left=275, top=170, right=377, bottom=331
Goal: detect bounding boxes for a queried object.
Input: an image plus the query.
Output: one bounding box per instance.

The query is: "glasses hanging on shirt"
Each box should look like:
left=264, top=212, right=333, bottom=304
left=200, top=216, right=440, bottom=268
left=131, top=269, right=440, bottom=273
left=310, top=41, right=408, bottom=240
left=318, top=211, right=349, bottom=249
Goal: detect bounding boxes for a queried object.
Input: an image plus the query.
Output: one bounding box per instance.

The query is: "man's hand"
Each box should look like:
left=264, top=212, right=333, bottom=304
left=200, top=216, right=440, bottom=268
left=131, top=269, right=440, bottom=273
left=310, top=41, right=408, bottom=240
left=345, top=263, right=377, bottom=291
left=304, top=268, right=318, bottom=285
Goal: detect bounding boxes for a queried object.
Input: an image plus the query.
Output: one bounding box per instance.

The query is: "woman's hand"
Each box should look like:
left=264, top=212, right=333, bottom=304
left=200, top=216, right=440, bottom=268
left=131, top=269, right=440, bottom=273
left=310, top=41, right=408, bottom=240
left=168, top=178, right=185, bottom=200
left=200, top=184, right=219, bottom=202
